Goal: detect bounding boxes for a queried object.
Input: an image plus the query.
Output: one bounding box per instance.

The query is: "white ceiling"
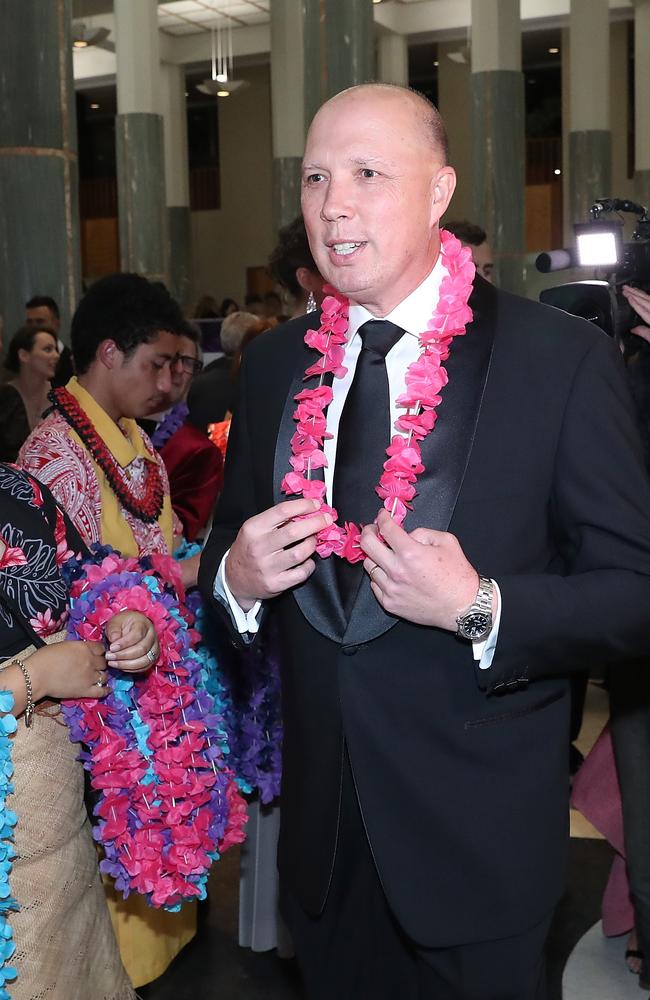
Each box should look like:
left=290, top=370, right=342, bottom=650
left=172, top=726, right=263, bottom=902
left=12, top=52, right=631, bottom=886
left=158, top=1, right=269, bottom=35
left=157, top=0, right=438, bottom=36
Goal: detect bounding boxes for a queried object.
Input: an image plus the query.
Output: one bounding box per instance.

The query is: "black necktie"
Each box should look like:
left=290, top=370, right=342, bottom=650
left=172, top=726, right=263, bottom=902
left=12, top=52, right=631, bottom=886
left=333, top=320, right=405, bottom=612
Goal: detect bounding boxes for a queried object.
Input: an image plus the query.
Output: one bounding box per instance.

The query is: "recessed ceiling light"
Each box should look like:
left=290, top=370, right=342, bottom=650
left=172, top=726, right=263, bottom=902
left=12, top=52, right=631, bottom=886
left=217, top=90, right=230, bottom=98
left=554, top=168, right=561, bottom=175
left=90, top=102, right=100, bottom=110
left=433, top=60, right=439, bottom=67
left=548, top=47, right=559, bottom=54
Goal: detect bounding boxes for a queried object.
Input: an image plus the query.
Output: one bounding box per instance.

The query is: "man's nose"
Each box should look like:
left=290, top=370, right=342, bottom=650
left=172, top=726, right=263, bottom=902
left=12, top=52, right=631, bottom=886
left=157, top=365, right=173, bottom=393
left=320, top=178, right=353, bottom=223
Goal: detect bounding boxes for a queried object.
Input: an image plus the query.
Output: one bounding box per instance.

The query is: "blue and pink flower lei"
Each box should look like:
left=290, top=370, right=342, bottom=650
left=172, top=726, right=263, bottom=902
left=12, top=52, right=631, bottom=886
left=61, top=546, right=247, bottom=910
left=177, top=541, right=282, bottom=806
left=0, top=692, right=18, bottom=998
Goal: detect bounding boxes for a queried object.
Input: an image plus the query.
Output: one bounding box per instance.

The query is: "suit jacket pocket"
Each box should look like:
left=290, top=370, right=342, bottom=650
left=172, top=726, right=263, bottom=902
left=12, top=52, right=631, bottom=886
left=464, top=689, right=565, bottom=729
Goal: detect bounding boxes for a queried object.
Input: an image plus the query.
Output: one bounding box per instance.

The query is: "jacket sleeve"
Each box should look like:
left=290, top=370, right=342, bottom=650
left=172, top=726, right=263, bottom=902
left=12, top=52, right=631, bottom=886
left=480, top=332, right=650, bottom=692
left=198, top=354, right=264, bottom=647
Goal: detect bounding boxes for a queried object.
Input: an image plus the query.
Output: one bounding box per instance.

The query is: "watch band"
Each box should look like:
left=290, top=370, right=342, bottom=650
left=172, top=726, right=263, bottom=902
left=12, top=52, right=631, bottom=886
left=455, top=576, right=494, bottom=640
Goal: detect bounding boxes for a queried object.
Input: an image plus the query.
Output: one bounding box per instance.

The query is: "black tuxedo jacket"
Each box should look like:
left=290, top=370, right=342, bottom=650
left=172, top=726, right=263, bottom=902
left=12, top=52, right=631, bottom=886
left=200, top=277, right=650, bottom=947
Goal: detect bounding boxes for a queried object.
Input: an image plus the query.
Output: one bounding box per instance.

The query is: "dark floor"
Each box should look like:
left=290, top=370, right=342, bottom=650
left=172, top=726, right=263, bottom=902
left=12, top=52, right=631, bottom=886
left=140, top=837, right=614, bottom=1000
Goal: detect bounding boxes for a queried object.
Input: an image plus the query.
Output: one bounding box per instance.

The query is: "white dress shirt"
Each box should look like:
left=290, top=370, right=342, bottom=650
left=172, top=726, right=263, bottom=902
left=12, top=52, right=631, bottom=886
left=215, top=259, right=501, bottom=666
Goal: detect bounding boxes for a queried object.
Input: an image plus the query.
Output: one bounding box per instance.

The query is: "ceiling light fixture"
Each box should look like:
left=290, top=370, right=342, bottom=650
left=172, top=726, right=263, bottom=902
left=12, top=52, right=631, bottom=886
left=548, top=46, right=559, bottom=54
left=197, top=12, right=248, bottom=98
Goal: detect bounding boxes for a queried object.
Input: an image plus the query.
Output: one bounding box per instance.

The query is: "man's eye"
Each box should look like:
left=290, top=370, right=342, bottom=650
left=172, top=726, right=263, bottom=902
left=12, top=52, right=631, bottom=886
left=305, top=173, right=324, bottom=184
left=360, top=168, right=378, bottom=179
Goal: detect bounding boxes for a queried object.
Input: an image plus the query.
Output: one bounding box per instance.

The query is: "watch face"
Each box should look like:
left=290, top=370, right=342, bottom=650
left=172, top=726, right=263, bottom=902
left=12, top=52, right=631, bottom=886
left=458, top=612, right=491, bottom=641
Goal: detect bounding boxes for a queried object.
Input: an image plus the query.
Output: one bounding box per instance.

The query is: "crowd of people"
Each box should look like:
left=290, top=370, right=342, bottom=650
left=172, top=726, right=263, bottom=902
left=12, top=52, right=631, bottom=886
left=1, top=81, right=650, bottom=1000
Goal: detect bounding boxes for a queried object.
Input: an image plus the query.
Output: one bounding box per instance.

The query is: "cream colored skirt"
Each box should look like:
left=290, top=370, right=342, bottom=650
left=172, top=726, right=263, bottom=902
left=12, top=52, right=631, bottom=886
left=5, top=641, right=135, bottom=1000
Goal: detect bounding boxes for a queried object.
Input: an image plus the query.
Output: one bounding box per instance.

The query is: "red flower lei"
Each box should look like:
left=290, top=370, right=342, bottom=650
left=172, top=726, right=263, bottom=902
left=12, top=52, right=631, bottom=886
left=281, top=229, right=476, bottom=563
left=50, top=386, right=165, bottom=524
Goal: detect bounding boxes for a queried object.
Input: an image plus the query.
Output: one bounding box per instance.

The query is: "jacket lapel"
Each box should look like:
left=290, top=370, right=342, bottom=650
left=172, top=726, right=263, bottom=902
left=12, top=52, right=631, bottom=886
left=273, top=317, right=348, bottom=643
left=343, top=277, right=497, bottom=646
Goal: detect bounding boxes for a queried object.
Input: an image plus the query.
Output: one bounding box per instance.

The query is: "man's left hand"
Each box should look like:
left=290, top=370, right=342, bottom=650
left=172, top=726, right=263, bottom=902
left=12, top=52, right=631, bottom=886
left=360, top=508, right=480, bottom=630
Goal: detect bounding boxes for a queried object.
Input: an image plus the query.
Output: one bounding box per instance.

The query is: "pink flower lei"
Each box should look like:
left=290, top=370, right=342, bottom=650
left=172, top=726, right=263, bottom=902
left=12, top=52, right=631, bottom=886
left=281, top=229, right=476, bottom=563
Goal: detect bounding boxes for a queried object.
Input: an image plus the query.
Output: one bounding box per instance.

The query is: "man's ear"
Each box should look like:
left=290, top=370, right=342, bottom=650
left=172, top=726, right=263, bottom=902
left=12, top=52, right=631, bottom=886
left=430, top=166, right=456, bottom=226
left=97, top=339, right=119, bottom=370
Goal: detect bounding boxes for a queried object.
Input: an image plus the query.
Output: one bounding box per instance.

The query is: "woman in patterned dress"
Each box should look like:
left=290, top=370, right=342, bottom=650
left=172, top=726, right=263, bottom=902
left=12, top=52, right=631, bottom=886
left=0, top=463, right=159, bottom=1000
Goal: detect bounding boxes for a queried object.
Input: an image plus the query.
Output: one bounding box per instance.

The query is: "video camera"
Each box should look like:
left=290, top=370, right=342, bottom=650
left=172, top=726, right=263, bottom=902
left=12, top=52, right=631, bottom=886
left=535, top=198, right=650, bottom=343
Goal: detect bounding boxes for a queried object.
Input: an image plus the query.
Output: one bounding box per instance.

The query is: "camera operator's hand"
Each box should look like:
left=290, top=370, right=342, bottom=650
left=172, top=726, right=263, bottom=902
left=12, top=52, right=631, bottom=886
left=623, top=285, right=650, bottom=343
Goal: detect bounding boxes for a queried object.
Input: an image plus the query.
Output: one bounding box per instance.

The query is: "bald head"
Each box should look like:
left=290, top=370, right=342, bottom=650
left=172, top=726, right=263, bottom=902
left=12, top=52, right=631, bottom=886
left=301, top=81, right=457, bottom=315
left=311, top=84, right=449, bottom=165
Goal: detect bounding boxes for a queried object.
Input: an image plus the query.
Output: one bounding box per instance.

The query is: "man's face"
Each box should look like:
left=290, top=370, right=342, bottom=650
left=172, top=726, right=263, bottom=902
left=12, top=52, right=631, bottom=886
left=301, top=88, right=456, bottom=316
left=471, top=242, right=494, bottom=283
left=26, top=306, right=59, bottom=333
left=167, top=335, right=200, bottom=407
left=112, top=331, right=180, bottom=419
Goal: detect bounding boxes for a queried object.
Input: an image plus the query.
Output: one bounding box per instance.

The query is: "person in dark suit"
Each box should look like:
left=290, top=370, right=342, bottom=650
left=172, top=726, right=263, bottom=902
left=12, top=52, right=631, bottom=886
left=199, top=84, right=650, bottom=1000
left=188, top=310, right=261, bottom=431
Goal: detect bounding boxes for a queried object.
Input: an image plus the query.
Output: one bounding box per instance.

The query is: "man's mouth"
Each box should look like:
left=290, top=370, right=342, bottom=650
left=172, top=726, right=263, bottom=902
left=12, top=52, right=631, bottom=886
left=329, top=241, right=366, bottom=257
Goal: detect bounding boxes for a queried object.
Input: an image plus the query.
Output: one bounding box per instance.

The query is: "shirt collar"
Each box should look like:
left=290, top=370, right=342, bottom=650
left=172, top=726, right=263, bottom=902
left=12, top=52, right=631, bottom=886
left=347, top=254, right=447, bottom=344
left=66, top=377, right=154, bottom=469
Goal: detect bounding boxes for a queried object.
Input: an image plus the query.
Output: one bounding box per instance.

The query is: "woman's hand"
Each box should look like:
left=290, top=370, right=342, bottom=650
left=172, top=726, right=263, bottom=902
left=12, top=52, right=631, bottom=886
left=104, top=611, right=159, bottom=672
left=27, top=640, right=109, bottom=702
left=623, top=285, right=650, bottom=343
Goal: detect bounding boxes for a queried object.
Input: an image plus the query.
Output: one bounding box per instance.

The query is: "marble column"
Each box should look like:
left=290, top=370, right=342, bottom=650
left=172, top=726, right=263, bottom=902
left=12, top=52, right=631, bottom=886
left=0, top=0, right=80, bottom=338
left=470, top=0, right=525, bottom=294
left=568, top=0, right=611, bottom=225
left=271, top=0, right=374, bottom=234
left=377, top=31, right=409, bottom=87
left=324, top=0, right=374, bottom=100
left=114, top=0, right=168, bottom=283
left=160, top=62, right=191, bottom=307
left=634, top=0, right=650, bottom=207
left=270, top=0, right=306, bottom=232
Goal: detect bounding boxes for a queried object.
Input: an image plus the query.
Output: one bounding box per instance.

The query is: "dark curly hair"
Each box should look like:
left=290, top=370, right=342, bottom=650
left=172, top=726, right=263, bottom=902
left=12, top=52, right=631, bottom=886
left=268, top=216, right=318, bottom=300
left=5, top=324, right=58, bottom=373
left=71, top=273, right=193, bottom=375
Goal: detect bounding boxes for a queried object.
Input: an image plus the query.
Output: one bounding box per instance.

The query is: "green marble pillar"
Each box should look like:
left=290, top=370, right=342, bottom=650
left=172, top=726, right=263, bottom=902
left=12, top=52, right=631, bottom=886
left=271, top=0, right=307, bottom=232
left=324, top=0, right=374, bottom=100
left=634, top=0, right=650, bottom=208
left=114, top=0, right=168, bottom=284
left=0, top=0, right=81, bottom=339
left=115, top=114, right=168, bottom=283
left=161, top=62, right=191, bottom=306
left=636, top=171, right=650, bottom=211
left=471, top=71, right=525, bottom=295
left=272, top=159, right=303, bottom=233
left=168, top=206, right=191, bottom=309
left=271, top=0, right=374, bottom=235
left=568, top=0, right=611, bottom=225
left=568, top=131, right=612, bottom=225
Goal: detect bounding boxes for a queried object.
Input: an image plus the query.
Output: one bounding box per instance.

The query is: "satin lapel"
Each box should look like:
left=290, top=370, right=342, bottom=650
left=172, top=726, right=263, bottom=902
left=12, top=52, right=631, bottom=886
left=272, top=316, right=347, bottom=644
left=343, top=277, right=497, bottom=647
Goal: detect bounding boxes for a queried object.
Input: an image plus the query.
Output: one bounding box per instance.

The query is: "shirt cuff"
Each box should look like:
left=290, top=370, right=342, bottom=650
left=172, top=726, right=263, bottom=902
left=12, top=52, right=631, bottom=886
left=214, top=549, right=263, bottom=634
left=473, top=579, right=502, bottom=669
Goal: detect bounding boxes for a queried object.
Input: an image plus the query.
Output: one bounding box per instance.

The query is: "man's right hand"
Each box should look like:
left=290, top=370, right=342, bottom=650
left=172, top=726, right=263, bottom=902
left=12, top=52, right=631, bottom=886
left=225, top=498, right=333, bottom=610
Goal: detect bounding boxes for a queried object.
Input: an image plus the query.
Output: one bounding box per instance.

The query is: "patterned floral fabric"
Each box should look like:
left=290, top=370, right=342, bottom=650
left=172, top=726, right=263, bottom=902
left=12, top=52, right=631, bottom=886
left=0, top=464, right=86, bottom=662
left=19, top=410, right=173, bottom=558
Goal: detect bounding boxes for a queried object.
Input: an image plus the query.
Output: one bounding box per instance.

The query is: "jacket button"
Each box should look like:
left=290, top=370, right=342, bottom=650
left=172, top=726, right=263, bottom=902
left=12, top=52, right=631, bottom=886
left=341, top=645, right=358, bottom=656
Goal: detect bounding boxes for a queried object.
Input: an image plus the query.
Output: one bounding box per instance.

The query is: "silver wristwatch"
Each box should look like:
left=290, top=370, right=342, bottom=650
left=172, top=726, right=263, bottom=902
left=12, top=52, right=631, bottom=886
left=456, top=576, right=494, bottom=641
